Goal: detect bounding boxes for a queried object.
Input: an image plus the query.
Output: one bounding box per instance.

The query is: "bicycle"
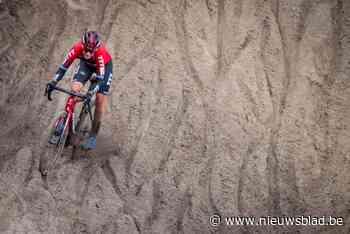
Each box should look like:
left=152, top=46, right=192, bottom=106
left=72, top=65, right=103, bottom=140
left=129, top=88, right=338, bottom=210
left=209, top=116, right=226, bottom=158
left=39, top=84, right=96, bottom=176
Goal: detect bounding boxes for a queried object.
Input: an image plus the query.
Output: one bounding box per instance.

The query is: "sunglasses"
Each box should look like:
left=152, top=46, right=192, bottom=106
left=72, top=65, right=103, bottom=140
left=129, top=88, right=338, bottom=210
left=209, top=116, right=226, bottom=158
left=84, top=47, right=95, bottom=53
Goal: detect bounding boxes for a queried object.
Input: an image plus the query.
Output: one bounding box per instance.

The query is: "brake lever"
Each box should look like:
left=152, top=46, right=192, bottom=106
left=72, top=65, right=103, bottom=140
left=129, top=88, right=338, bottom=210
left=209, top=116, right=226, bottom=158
left=48, top=89, right=53, bottom=101
left=44, top=84, right=53, bottom=101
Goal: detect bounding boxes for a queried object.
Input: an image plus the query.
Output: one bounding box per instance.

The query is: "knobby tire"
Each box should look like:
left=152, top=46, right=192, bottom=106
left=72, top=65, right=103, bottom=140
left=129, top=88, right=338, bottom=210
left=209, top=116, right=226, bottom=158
left=71, top=101, right=95, bottom=159
left=40, top=113, right=70, bottom=176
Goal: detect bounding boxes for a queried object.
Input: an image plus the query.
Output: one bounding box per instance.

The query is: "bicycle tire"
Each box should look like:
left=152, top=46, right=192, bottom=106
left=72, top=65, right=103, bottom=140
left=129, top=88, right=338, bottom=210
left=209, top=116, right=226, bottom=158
left=71, top=101, right=95, bottom=159
left=40, top=113, right=70, bottom=176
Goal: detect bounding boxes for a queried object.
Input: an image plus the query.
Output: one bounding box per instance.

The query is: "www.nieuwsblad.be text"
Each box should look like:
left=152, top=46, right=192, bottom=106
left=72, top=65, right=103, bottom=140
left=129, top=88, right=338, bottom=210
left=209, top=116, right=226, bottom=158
left=209, top=215, right=344, bottom=227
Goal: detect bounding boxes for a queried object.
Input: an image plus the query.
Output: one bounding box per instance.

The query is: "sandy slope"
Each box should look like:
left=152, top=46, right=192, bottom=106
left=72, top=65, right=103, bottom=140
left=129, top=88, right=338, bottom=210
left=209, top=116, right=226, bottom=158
left=1, top=0, right=350, bottom=233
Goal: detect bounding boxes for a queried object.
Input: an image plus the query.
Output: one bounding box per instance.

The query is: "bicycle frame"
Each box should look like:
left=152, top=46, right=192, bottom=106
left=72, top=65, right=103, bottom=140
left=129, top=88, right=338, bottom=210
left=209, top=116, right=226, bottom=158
left=41, top=85, right=95, bottom=176
left=48, top=85, right=94, bottom=137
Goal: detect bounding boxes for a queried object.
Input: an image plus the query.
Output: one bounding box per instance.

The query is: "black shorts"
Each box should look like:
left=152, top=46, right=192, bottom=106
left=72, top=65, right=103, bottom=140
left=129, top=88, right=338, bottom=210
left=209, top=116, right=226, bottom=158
left=73, top=60, right=113, bottom=95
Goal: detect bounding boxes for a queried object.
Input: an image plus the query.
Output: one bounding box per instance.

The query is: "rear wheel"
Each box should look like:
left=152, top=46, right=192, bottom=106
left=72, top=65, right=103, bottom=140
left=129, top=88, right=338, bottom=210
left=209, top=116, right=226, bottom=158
left=71, top=101, right=95, bottom=159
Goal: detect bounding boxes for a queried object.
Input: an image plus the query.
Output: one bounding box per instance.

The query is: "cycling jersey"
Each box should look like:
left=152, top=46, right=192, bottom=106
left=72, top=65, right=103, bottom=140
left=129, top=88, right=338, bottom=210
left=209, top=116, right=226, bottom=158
left=54, top=41, right=112, bottom=82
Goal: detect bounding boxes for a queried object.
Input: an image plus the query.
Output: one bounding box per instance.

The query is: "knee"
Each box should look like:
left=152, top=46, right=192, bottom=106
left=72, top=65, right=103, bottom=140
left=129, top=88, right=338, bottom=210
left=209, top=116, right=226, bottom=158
left=71, top=82, right=82, bottom=92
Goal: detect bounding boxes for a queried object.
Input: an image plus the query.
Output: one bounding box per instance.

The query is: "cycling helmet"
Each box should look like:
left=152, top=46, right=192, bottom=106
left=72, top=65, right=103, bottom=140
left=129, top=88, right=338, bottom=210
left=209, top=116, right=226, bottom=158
left=82, top=31, right=100, bottom=52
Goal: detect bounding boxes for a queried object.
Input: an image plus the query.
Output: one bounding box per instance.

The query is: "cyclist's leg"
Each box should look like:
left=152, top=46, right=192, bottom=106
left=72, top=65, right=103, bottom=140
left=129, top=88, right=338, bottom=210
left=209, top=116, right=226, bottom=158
left=91, top=93, right=106, bottom=136
left=71, top=81, right=83, bottom=93
left=69, top=61, right=94, bottom=146
left=88, top=61, right=113, bottom=143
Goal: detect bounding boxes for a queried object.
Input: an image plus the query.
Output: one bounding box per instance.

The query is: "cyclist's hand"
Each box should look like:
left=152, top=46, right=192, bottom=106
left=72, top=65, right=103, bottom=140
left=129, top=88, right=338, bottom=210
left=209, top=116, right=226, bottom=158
left=86, top=89, right=95, bottom=99
left=85, top=84, right=99, bottom=102
left=86, top=89, right=94, bottom=100
left=86, top=91, right=93, bottom=99
left=91, top=74, right=103, bottom=82
left=89, top=84, right=100, bottom=96
left=84, top=91, right=93, bottom=104
left=45, top=80, right=58, bottom=101
left=90, top=73, right=97, bottom=81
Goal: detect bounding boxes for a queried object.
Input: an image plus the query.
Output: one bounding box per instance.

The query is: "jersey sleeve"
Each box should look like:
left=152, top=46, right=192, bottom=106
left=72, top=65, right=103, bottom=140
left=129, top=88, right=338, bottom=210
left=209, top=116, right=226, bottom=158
left=62, top=42, right=83, bottom=68
left=95, top=47, right=111, bottom=81
left=53, top=42, right=83, bottom=82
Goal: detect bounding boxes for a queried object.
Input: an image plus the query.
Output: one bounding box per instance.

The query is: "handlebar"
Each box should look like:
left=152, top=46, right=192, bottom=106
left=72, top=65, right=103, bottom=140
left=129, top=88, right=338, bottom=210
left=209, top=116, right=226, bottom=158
left=45, top=84, right=94, bottom=122
left=45, top=85, right=89, bottom=101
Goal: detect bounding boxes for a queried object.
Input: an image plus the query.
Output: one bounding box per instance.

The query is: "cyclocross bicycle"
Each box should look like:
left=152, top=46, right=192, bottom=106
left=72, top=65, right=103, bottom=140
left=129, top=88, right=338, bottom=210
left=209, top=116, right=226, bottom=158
left=40, top=84, right=96, bottom=176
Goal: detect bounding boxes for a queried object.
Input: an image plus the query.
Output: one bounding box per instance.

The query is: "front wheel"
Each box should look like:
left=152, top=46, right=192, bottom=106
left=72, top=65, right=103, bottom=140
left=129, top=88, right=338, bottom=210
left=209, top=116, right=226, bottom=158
left=39, top=112, right=70, bottom=176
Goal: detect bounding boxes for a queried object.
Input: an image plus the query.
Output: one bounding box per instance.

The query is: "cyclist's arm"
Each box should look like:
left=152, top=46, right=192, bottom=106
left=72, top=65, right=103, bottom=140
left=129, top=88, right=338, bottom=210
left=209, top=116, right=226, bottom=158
left=53, top=42, right=83, bottom=82
left=95, top=54, right=106, bottom=82
left=94, top=46, right=112, bottom=82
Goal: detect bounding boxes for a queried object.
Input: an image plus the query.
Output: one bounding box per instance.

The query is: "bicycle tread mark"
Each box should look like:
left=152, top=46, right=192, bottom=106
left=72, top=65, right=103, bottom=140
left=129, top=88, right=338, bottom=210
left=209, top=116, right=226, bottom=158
left=173, top=0, right=204, bottom=90
left=266, top=0, right=322, bottom=216
left=258, top=11, right=283, bottom=216
left=217, top=0, right=247, bottom=79
left=101, top=159, right=122, bottom=196
left=76, top=162, right=97, bottom=207
left=157, top=87, right=189, bottom=173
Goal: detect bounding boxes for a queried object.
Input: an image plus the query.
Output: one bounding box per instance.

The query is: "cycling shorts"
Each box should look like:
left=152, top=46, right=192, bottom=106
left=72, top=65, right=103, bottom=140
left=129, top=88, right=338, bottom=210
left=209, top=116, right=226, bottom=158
left=73, top=60, right=113, bottom=95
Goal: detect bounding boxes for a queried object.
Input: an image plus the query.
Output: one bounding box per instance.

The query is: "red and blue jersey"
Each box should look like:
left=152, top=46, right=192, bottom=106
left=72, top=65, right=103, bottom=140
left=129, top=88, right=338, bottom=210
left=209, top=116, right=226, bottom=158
left=55, top=40, right=112, bottom=81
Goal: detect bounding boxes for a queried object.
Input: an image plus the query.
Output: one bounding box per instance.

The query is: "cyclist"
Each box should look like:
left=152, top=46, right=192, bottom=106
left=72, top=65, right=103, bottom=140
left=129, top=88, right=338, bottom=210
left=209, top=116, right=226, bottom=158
left=46, top=31, right=113, bottom=150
